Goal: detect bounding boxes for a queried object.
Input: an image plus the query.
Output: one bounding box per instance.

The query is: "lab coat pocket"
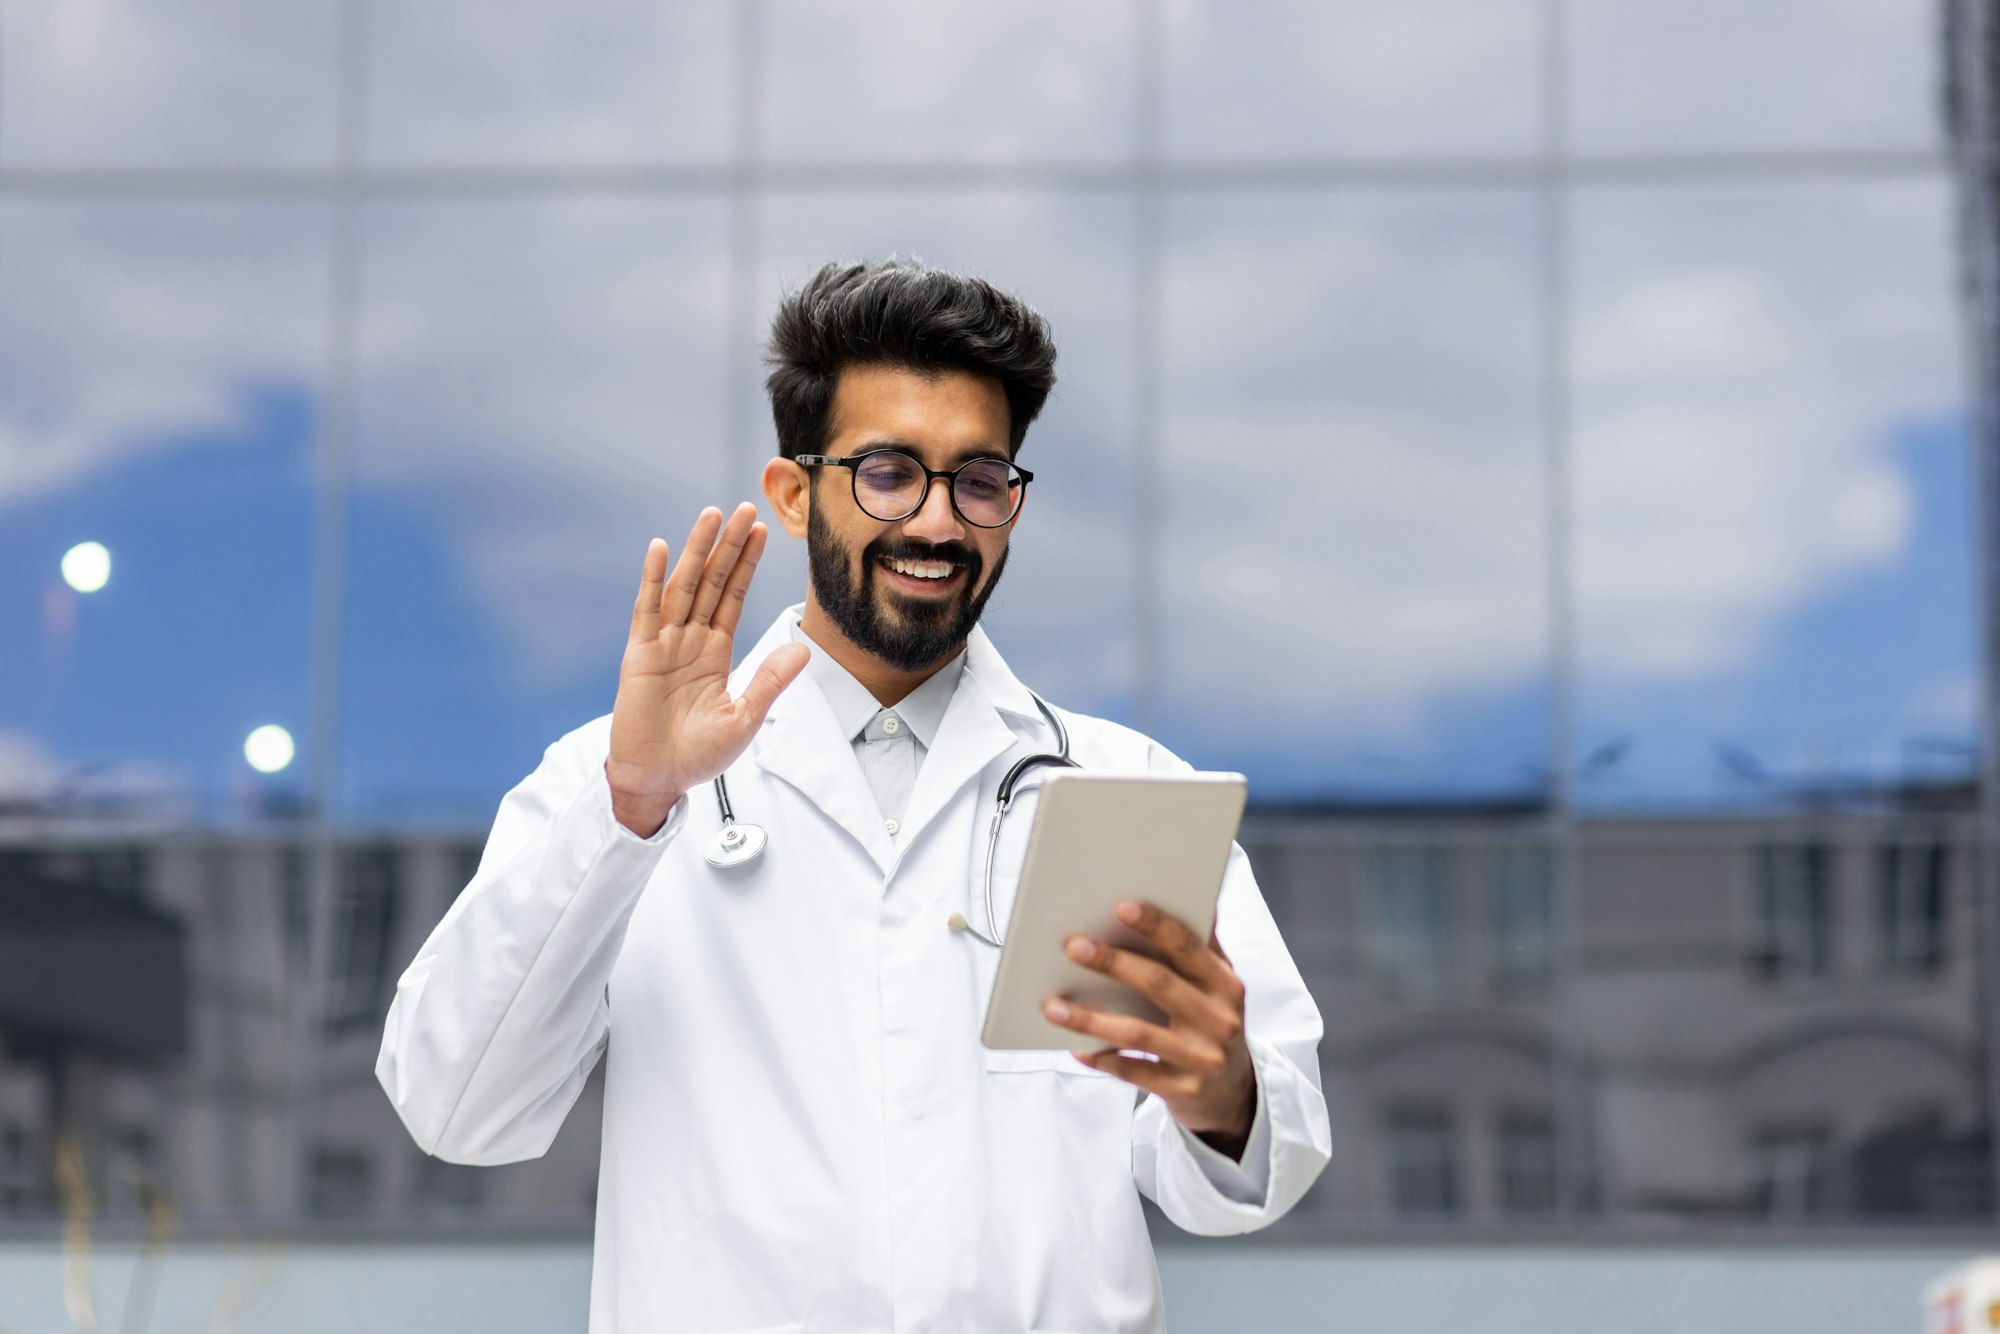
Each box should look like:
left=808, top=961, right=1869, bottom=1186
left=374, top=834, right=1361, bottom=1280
left=982, top=1046, right=1112, bottom=1077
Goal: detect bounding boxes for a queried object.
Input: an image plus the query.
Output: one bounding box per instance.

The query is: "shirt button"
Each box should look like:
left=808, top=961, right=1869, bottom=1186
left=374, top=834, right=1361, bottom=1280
left=882, top=716, right=901, bottom=734
left=884, top=818, right=900, bottom=837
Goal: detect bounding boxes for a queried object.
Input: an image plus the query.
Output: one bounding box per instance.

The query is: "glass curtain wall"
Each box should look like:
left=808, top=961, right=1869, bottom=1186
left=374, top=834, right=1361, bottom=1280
left=0, top=0, right=1984, bottom=1234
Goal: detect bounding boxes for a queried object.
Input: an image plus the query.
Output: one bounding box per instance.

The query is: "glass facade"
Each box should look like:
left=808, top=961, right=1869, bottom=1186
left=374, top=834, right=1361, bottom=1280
left=0, top=0, right=1987, bottom=1237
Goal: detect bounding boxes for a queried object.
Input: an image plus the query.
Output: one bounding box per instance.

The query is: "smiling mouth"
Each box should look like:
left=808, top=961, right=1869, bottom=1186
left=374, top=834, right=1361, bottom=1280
left=876, top=554, right=967, bottom=593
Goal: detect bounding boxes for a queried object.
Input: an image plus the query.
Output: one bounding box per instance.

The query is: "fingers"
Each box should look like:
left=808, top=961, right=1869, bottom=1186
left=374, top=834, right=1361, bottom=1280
left=659, top=507, right=723, bottom=626
left=1063, top=933, right=1214, bottom=1028
left=708, top=519, right=768, bottom=637
left=1043, top=997, right=1211, bottom=1069
left=1073, top=1049, right=1194, bottom=1100
left=629, top=538, right=669, bottom=645
left=1115, top=899, right=1236, bottom=996
left=689, top=503, right=758, bottom=627
left=735, top=642, right=809, bottom=731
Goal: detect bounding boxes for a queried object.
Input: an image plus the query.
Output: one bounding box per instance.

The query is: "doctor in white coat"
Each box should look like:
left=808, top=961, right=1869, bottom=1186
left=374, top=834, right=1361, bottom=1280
left=377, top=260, right=1330, bottom=1333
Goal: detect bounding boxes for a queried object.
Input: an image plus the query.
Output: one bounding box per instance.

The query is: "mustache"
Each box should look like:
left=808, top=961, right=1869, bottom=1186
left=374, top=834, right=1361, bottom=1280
left=863, top=536, right=981, bottom=574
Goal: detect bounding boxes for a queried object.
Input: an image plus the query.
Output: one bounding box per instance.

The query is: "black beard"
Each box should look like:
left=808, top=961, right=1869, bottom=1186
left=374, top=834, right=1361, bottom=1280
left=808, top=505, right=1009, bottom=673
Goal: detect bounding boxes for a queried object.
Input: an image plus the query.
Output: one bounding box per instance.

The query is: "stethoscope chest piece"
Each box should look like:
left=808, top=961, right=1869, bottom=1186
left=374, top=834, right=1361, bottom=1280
left=704, top=819, right=767, bottom=869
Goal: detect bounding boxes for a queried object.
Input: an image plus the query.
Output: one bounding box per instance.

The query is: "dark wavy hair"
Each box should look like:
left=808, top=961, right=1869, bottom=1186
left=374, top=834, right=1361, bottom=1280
left=764, top=259, right=1058, bottom=461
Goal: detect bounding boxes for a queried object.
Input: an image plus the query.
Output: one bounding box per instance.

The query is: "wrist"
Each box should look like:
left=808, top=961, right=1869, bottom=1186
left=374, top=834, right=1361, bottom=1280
left=604, top=763, right=685, bottom=838
left=1192, top=1078, right=1259, bottom=1161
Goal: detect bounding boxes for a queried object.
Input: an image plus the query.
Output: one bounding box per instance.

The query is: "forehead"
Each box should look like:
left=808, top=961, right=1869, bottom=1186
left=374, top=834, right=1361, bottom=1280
left=826, top=364, right=1011, bottom=462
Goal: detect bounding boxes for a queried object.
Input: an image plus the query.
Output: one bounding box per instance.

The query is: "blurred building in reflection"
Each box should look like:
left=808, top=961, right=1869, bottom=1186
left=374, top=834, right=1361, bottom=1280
left=1253, top=794, right=1987, bottom=1225
left=1, top=782, right=1987, bottom=1230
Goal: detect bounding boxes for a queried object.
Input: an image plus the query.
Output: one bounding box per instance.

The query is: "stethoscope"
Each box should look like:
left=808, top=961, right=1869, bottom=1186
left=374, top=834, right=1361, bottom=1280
left=703, top=693, right=1077, bottom=950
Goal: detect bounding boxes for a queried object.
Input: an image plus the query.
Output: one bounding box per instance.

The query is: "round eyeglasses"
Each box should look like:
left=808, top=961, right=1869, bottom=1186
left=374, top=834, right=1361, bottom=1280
left=795, top=449, right=1033, bottom=529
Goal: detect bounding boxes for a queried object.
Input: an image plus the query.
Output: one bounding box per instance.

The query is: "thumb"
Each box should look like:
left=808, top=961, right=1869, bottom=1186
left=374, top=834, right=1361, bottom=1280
left=735, top=642, right=809, bottom=730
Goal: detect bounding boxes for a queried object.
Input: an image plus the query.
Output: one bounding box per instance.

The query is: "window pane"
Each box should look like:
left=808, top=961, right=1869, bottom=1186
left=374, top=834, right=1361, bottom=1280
left=1568, top=0, right=1942, bottom=155
left=0, top=0, right=340, bottom=168
left=341, top=198, right=731, bottom=826
left=1246, top=821, right=1557, bottom=1224
left=1161, top=191, right=1548, bottom=800
left=761, top=0, right=1139, bottom=164
left=365, top=0, right=736, bottom=166
left=0, top=839, right=299, bottom=1223
left=1164, top=0, right=1542, bottom=160
left=1571, top=180, right=1973, bottom=810
left=0, top=201, right=328, bottom=824
left=752, top=191, right=1141, bottom=722
left=1579, top=823, right=1992, bottom=1221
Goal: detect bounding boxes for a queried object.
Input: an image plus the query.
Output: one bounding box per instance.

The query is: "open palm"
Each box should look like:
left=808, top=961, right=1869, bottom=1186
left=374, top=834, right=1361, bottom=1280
left=604, top=503, right=809, bottom=837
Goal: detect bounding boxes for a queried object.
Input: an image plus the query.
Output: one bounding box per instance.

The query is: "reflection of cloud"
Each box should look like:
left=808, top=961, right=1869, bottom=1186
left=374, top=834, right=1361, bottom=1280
left=1569, top=0, right=1939, bottom=154
left=1, top=0, right=339, bottom=167
left=763, top=0, right=1137, bottom=163
left=1162, top=193, right=1544, bottom=738
left=0, top=1, right=1965, bottom=794
left=1574, top=181, right=1957, bottom=680
left=0, top=728, right=186, bottom=814
left=355, top=198, right=733, bottom=689
left=1576, top=273, right=1797, bottom=381
left=1901, top=670, right=1979, bottom=736
left=1164, top=0, right=1541, bottom=159
left=0, top=731, right=64, bottom=800
left=1160, top=177, right=1961, bottom=757
left=363, top=0, right=734, bottom=165
left=0, top=201, right=329, bottom=503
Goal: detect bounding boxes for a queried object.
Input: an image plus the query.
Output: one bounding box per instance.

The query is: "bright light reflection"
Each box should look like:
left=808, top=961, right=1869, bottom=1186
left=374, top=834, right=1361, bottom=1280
left=60, top=541, right=111, bottom=593
left=244, top=725, right=296, bottom=774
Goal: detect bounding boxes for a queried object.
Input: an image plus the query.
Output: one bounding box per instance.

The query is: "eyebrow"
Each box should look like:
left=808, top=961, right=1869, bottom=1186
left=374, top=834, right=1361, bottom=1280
left=856, top=438, right=1008, bottom=468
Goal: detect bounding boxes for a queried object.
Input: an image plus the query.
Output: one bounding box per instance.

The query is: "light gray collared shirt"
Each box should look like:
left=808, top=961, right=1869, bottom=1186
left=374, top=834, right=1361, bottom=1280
left=791, top=624, right=965, bottom=838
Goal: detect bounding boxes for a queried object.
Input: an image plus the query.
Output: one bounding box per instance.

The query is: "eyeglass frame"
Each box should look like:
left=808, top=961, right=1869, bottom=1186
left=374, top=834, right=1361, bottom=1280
left=794, top=448, right=1035, bottom=529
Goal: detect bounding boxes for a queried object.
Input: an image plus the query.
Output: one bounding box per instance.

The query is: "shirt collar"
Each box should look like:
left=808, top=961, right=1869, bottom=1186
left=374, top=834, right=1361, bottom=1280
left=790, top=622, right=965, bottom=749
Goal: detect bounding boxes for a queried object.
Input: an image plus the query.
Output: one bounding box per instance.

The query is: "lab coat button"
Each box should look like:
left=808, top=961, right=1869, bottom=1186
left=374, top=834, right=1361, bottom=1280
left=885, top=818, right=900, bottom=836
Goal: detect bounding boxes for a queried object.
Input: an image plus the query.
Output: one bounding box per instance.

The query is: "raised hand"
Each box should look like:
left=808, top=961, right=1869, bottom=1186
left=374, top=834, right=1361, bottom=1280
left=604, top=503, right=810, bottom=837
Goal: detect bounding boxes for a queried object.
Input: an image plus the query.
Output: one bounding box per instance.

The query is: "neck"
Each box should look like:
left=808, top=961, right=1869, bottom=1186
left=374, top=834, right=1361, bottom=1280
left=798, top=596, right=961, bottom=707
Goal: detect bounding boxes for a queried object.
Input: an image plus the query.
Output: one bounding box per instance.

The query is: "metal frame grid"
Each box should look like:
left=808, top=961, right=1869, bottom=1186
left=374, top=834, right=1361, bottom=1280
left=0, top=0, right=1983, bottom=1237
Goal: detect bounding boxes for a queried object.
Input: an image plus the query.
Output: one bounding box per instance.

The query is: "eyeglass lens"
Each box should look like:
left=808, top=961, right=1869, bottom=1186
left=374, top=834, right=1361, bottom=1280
left=852, top=453, right=1022, bottom=527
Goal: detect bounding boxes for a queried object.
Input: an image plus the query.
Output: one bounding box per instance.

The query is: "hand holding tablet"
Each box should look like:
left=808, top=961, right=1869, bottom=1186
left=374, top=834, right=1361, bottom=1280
left=980, top=770, right=1248, bottom=1050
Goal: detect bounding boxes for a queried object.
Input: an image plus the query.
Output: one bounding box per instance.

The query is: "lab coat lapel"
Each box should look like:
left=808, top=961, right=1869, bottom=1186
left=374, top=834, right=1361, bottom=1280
left=731, top=607, right=894, bottom=873
left=891, top=626, right=1042, bottom=869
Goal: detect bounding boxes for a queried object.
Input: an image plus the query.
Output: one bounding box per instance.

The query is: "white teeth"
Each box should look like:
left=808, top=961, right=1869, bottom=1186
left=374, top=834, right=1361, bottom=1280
left=885, top=557, right=954, bottom=580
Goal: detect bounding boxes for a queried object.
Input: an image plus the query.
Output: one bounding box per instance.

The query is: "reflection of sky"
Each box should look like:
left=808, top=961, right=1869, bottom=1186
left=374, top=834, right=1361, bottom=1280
left=0, top=390, right=317, bottom=819
left=0, top=0, right=1974, bottom=824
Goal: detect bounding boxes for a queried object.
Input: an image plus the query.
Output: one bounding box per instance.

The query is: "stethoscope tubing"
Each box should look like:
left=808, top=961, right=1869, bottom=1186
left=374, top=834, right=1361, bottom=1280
left=704, top=692, right=1076, bottom=949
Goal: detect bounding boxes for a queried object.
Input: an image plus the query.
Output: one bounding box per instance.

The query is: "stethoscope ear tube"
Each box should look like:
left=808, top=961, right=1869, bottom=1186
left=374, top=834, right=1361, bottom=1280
left=701, top=691, right=1076, bottom=910
left=970, top=694, right=1078, bottom=947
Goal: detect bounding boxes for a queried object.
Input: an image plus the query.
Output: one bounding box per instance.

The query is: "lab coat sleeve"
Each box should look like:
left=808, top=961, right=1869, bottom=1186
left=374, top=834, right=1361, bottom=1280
left=1131, top=823, right=1331, bottom=1233
left=375, top=718, right=684, bottom=1165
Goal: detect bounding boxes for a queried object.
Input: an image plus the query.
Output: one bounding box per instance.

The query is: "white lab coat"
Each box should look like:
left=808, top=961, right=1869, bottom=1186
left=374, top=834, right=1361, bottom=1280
left=377, top=607, right=1330, bottom=1334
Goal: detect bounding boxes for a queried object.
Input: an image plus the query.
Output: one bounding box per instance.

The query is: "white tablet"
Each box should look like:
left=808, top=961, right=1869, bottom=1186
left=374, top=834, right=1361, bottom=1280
left=980, top=769, right=1248, bottom=1051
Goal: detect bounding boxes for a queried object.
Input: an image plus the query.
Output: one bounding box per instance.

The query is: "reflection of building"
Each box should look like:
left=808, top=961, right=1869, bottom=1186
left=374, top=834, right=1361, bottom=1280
left=1245, top=788, right=1987, bottom=1225
left=0, top=793, right=1987, bottom=1231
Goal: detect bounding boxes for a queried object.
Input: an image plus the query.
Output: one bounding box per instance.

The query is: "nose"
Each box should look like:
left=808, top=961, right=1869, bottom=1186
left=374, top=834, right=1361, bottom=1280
left=902, top=472, right=968, bottom=544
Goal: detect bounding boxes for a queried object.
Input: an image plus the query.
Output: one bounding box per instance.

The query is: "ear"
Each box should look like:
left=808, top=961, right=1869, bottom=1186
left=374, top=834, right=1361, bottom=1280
left=761, top=456, right=810, bottom=539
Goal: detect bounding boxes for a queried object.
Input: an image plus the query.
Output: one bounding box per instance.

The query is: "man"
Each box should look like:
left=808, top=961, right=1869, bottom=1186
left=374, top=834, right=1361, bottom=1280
left=377, top=260, right=1329, bottom=1333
